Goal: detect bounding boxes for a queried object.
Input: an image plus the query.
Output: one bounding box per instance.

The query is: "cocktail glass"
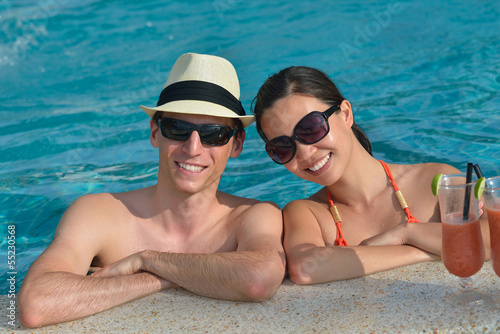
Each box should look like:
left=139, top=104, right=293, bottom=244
left=483, top=176, right=500, bottom=276
left=483, top=176, right=500, bottom=307
left=438, top=174, right=490, bottom=305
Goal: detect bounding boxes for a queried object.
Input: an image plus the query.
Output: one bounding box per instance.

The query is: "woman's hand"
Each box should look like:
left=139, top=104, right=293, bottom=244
left=359, top=224, right=406, bottom=246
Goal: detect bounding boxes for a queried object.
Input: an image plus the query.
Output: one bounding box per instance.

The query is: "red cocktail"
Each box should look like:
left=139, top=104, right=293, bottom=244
left=486, top=208, right=500, bottom=276
left=437, top=173, right=490, bottom=305
left=442, top=214, right=484, bottom=278
left=484, top=176, right=500, bottom=280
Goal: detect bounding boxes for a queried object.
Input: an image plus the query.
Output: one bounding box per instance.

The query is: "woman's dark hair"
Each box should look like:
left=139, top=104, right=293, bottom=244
left=252, top=66, right=372, bottom=155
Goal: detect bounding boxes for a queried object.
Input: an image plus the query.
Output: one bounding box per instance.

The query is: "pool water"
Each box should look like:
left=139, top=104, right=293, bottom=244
left=1, top=0, right=499, bottom=292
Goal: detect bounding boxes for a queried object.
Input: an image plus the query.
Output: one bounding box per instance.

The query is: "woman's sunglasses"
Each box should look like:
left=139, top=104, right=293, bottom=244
left=258, top=105, right=339, bottom=164
left=158, top=117, right=238, bottom=146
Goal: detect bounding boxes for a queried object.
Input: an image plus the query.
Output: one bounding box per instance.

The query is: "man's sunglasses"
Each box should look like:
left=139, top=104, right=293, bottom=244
left=158, top=117, right=238, bottom=146
left=258, top=105, right=339, bottom=164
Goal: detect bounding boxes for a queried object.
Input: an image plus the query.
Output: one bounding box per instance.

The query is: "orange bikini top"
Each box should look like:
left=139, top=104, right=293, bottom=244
left=327, top=160, right=419, bottom=246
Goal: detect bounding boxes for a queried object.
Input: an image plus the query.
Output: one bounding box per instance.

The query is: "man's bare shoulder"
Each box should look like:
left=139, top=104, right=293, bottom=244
left=218, top=192, right=281, bottom=221
left=26, top=192, right=134, bottom=275
left=53, top=193, right=121, bottom=240
left=49, top=189, right=154, bottom=266
left=71, top=192, right=120, bottom=207
left=57, top=187, right=153, bottom=235
left=239, top=200, right=282, bottom=218
left=68, top=186, right=153, bottom=216
left=65, top=192, right=125, bottom=219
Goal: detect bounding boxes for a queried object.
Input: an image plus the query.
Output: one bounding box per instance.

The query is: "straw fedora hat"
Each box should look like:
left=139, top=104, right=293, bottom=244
left=141, top=53, right=255, bottom=128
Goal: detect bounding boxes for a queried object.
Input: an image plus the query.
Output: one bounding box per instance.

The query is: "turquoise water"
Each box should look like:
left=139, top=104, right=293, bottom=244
left=1, top=0, right=499, bottom=292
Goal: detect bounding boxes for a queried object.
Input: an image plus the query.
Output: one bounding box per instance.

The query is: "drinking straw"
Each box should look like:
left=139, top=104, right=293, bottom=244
left=473, top=164, right=484, bottom=178
left=463, top=163, right=473, bottom=220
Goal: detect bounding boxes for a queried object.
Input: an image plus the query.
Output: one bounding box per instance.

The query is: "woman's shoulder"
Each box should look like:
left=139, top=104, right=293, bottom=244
left=393, top=162, right=460, bottom=179
left=390, top=162, right=461, bottom=196
left=283, top=188, right=327, bottom=213
left=283, top=198, right=314, bottom=212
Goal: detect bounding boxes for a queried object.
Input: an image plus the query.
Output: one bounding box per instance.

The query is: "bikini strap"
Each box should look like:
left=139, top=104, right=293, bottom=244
left=326, top=161, right=419, bottom=246
left=327, top=189, right=348, bottom=246
left=378, top=160, right=419, bottom=223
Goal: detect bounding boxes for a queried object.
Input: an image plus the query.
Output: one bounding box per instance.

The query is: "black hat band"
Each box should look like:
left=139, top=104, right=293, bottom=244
left=156, top=80, right=246, bottom=116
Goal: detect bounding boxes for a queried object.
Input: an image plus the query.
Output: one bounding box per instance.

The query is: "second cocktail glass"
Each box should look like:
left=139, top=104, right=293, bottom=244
left=438, top=173, right=489, bottom=305
left=483, top=176, right=500, bottom=277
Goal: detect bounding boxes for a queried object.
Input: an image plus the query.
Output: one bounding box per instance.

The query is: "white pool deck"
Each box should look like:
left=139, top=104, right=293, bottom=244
left=3, top=261, right=499, bottom=333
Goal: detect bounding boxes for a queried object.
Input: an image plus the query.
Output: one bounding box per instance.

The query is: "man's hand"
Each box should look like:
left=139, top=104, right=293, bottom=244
left=92, top=251, right=178, bottom=289
left=93, top=252, right=144, bottom=278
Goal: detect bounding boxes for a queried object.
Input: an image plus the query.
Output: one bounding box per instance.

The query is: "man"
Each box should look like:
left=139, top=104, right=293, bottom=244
left=18, top=53, right=286, bottom=328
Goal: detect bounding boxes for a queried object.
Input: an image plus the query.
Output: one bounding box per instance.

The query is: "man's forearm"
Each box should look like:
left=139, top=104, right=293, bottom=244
left=18, top=271, right=168, bottom=328
left=141, top=249, right=284, bottom=301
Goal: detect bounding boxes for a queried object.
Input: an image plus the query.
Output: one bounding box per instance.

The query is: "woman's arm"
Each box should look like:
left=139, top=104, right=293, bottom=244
left=362, top=162, right=490, bottom=259
left=283, top=200, right=435, bottom=284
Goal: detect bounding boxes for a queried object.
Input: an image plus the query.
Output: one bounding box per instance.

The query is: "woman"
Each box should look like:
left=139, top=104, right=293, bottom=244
left=252, top=66, right=488, bottom=284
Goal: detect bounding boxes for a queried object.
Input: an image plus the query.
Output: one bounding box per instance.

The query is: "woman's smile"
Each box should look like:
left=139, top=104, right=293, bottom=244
left=306, top=152, right=331, bottom=172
